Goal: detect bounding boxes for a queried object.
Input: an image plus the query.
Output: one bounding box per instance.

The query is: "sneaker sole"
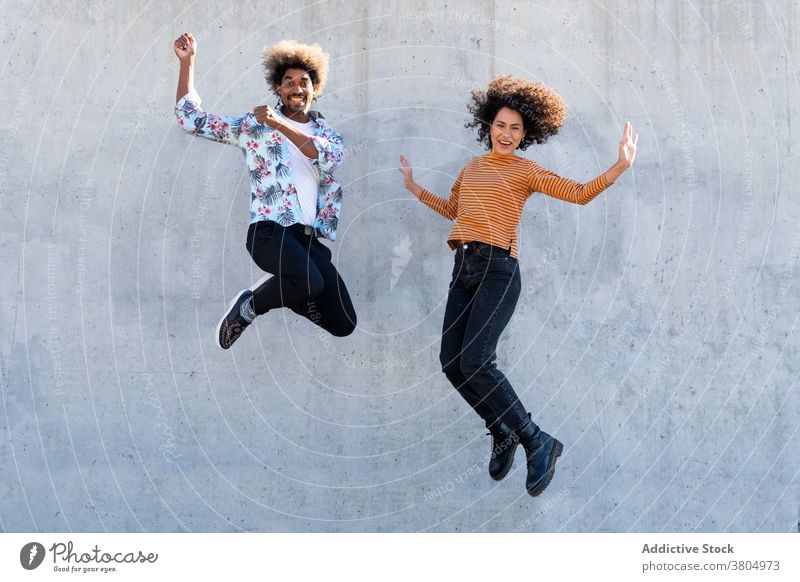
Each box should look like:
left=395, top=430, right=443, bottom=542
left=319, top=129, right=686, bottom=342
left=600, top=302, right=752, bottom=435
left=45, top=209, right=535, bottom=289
left=527, top=439, right=563, bottom=497
left=490, top=439, right=519, bottom=481
left=215, top=290, right=249, bottom=350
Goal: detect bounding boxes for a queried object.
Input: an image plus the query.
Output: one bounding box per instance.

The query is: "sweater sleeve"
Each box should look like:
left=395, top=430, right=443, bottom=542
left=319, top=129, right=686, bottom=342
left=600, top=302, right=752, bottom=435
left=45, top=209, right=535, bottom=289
left=417, top=167, right=464, bottom=220
left=528, top=162, right=610, bottom=205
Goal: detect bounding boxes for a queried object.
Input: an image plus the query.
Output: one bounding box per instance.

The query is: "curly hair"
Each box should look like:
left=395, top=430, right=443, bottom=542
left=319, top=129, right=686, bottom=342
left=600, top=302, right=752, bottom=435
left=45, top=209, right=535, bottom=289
left=466, top=75, right=567, bottom=151
left=261, top=40, right=329, bottom=97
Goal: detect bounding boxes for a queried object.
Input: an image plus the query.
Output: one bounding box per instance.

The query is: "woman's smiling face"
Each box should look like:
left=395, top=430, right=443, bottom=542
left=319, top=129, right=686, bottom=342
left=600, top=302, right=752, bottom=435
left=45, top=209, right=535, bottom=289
left=490, top=107, right=525, bottom=156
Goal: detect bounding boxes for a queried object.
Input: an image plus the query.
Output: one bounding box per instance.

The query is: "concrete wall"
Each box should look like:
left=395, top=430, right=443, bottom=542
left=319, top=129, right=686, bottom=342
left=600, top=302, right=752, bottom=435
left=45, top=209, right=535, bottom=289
left=1, top=0, right=798, bottom=532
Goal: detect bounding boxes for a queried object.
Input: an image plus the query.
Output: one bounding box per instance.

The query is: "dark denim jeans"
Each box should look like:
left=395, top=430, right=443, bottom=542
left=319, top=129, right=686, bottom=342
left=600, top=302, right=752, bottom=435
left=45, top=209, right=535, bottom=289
left=439, top=242, right=530, bottom=432
left=246, top=221, right=357, bottom=337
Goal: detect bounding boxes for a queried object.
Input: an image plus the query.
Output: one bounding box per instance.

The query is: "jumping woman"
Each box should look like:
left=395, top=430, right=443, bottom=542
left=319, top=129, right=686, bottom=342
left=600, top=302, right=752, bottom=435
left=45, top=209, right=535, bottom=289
left=399, top=75, right=637, bottom=496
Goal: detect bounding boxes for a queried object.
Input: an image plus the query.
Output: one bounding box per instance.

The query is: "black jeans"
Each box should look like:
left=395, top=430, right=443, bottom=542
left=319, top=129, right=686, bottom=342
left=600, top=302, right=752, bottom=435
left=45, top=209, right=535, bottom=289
left=245, top=221, right=357, bottom=337
left=439, top=242, right=529, bottom=432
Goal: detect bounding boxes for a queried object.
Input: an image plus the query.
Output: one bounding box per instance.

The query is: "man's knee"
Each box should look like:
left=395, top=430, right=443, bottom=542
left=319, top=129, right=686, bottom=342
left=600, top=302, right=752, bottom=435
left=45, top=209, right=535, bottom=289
left=329, top=317, right=356, bottom=337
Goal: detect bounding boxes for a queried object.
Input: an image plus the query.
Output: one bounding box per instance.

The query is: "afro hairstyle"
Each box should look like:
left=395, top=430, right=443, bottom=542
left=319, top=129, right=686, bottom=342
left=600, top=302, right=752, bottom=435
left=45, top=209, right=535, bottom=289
left=261, top=40, right=329, bottom=98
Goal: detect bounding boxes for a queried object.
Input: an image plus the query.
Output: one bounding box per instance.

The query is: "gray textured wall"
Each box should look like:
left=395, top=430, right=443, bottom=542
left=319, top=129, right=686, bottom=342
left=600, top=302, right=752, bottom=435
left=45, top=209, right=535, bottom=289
left=1, top=0, right=798, bottom=532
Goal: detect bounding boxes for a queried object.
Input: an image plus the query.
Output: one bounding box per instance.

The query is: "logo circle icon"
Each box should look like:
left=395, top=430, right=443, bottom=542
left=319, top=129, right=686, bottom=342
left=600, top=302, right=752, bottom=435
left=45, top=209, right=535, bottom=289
left=20, top=542, right=46, bottom=570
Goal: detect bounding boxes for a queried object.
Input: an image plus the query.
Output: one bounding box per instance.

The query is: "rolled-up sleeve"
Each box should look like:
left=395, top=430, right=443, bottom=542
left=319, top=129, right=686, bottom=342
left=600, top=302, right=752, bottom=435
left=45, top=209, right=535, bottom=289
left=174, top=90, right=245, bottom=147
left=310, top=128, right=344, bottom=174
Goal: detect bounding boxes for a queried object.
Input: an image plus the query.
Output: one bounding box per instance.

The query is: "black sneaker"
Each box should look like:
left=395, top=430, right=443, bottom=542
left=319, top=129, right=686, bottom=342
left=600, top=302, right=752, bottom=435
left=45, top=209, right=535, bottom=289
left=216, top=290, right=254, bottom=349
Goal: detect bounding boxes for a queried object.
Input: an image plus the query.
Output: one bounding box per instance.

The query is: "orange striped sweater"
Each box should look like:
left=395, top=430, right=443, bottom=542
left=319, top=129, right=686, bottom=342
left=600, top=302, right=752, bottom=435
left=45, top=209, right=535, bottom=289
left=418, top=153, right=610, bottom=258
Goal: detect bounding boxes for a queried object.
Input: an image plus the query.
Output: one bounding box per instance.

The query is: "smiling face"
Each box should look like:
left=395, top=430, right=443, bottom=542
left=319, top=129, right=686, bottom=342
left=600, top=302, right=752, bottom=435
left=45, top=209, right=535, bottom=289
left=277, top=67, right=315, bottom=120
left=490, top=107, right=526, bottom=156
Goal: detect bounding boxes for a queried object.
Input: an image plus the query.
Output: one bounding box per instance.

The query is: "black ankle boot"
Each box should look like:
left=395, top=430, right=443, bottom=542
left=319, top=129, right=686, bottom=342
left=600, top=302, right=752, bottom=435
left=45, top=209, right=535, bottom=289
left=487, top=421, right=519, bottom=481
left=515, top=418, right=563, bottom=496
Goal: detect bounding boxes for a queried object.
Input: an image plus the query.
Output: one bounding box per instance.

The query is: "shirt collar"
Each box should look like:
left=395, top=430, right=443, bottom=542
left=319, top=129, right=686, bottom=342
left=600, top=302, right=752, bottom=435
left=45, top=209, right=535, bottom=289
left=276, top=104, right=326, bottom=126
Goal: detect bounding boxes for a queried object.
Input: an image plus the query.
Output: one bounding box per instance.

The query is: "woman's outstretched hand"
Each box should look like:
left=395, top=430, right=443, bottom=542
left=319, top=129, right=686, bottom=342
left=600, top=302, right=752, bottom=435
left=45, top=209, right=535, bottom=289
left=398, top=154, right=414, bottom=184
left=618, top=121, right=638, bottom=169
left=398, top=155, right=423, bottom=198
left=601, top=121, right=638, bottom=185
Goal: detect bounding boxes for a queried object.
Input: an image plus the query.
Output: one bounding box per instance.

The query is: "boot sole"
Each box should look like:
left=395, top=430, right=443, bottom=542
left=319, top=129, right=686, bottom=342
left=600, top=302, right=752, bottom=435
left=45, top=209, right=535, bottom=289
left=527, top=439, right=563, bottom=497
left=490, top=439, right=519, bottom=481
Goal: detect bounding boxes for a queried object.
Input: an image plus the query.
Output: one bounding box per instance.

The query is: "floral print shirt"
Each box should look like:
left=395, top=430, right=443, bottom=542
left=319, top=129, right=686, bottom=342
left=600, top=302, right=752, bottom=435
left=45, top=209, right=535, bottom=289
left=174, top=90, right=344, bottom=240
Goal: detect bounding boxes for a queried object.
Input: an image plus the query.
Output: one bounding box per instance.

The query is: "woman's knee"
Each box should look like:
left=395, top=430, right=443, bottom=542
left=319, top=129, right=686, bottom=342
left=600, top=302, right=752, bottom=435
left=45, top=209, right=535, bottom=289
left=459, top=354, right=488, bottom=378
left=440, top=353, right=462, bottom=380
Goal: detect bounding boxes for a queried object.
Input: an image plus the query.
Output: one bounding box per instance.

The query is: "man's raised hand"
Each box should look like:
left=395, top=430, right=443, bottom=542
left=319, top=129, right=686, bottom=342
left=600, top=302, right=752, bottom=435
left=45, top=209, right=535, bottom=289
left=173, top=32, right=197, bottom=61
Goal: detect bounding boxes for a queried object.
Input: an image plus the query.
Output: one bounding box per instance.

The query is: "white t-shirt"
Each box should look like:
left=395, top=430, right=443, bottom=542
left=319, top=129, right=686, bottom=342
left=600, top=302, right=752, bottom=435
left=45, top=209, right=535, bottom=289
left=280, top=115, right=320, bottom=226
